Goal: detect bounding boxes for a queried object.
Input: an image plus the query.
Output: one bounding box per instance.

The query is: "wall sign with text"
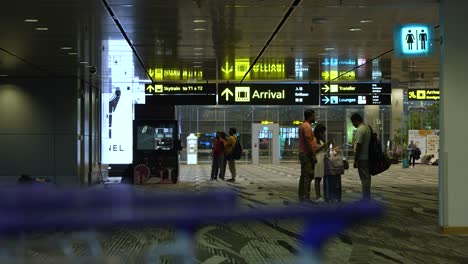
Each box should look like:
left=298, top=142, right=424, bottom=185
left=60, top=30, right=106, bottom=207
left=320, top=82, right=391, bottom=105
left=408, top=89, right=440, bottom=101
left=218, top=84, right=319, bottom=105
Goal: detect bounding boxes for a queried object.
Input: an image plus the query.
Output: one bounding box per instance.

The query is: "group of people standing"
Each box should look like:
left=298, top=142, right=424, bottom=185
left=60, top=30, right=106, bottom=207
left=298, top=110, right=372, bottom=202
left=211, top=127, right=238, bottom=182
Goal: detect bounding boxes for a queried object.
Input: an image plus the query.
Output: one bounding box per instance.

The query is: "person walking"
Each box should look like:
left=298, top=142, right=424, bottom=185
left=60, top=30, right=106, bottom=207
left=223, top=127, right=238, bottom=182
left=298, top=110, right=317, bottom=202
left=351, top=113, right=372, bottom=200
left=210, top=132, right=226, bottom=181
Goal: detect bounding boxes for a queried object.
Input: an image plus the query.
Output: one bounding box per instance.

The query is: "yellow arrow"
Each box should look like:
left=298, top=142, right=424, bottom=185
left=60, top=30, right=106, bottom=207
left=221, top=88, right=234, bottom=101
left=221, top=62, right=233, bottom=74
left=146, top=85, right=155, bottom=93
left=321, top=84, right=330, bottom=93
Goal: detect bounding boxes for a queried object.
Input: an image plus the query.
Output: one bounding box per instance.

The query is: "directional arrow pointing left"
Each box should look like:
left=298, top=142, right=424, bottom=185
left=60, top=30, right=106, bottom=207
left=321, top=96, right=330, bottom=104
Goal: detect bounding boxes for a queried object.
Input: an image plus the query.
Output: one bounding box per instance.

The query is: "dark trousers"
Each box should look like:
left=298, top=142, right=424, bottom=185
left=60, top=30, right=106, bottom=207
left=299, top=153, right=315, bottom=201
left=211, top=155, right=225, bottom=179
left=409, top=155, right=416, bottom=167
left=357, top=160, right=371, bottom=199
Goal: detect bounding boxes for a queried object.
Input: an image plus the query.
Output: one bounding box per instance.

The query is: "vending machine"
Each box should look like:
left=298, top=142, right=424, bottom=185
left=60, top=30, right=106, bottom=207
left=133, top=120, right=179, bottom=184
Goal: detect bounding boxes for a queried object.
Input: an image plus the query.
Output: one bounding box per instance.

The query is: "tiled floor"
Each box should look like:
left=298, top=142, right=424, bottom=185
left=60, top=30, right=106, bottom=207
left=4, top=163, right=468, bottom=264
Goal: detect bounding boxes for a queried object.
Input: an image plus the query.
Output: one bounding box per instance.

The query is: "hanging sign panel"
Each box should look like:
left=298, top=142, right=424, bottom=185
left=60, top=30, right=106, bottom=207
left=218, top=84, right=319, bottom=105
left=408, top=89, right=440, bottom=101
left=320, top=94, right=391, bottom=105
left=145, top=83, right=216, bottom=95
left=319, top=83, right=391, bottom=94
left=394, top=24, right=434, bottom=58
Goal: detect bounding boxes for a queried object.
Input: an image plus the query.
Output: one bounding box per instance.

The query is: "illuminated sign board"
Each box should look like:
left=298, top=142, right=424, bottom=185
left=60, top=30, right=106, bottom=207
left=408, top=89, right=440, bottom=101
left=320, top=83, right=391, bottom=94
left=148, top=68, right=204, bottom=80
left=321, top=95, right=391, bottom=105
left=145, top=83, right=216, bottom=95
left=321, top=70, right=356, bottom=81
left=394, top=24, right=434, bottom=58
left=218, top=84, right=319, bottom=105
left=221, top=59, right=285, bottom=80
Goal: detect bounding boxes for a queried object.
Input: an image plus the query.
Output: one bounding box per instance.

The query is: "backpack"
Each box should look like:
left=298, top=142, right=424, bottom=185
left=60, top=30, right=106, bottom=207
left=231, top=137, right=243, bottom=160
left=414, top=147, right=421, bottom=159
left=368, top=126, right=391, bottom=176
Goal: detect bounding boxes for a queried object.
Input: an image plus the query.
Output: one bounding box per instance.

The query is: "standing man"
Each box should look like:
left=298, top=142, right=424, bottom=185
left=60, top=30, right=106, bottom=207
left=298, top=110, right=317, bottom=202
left=351, top=113, right=372, bottom=199
left=224, top=127, right=238, bottom=182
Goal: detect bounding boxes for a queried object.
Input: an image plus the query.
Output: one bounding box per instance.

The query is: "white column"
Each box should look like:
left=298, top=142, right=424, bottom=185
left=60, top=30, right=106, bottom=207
left=439, top=0, right=468, bottom=232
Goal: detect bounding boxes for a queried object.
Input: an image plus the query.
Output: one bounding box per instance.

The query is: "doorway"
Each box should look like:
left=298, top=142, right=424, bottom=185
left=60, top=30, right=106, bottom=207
left=251, top=123, right=279, bottom=165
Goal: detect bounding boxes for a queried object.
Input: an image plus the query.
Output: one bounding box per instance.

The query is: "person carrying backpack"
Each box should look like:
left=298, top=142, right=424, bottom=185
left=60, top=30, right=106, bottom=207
left=224, top=127, right=238, bottom=182
left=351, top=113, right=372, bottom=200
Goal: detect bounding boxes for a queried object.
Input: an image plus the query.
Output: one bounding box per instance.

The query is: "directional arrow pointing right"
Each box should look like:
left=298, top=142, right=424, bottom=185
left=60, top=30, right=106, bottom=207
left=321, top=84, right=330, bottom=93
left=322, top=96, right=330, bottom=104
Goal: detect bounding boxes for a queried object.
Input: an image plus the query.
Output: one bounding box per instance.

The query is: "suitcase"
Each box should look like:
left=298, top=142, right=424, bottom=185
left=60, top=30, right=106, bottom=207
left=323, top=174, right=342, bottom=203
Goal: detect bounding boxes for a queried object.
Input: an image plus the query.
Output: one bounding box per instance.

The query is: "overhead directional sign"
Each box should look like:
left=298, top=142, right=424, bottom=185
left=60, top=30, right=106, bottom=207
left=218, top=84, right=319, bottom=105
left=320, top=82, right=391, bottom=105
left=320, top=83, right=391, bottom=94
left=394, top=24, right=434, bottom=58
left=321, top=95, right=391, bottom=105
left=145, top=83, right=216, bottom=95
left=408, top=89, right=440, bottom=101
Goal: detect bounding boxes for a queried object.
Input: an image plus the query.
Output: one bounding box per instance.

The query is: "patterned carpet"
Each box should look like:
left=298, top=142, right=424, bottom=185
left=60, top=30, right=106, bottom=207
left=3, top=163, right=468, bottom=263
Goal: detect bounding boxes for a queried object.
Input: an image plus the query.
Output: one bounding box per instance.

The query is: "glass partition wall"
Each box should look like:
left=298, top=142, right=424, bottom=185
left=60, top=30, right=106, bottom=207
left=176, top=105, right=391, bottom=163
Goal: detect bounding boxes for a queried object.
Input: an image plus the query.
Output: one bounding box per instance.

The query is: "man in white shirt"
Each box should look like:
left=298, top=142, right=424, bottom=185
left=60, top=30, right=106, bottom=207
left=351, top=113, right=372, bottom=199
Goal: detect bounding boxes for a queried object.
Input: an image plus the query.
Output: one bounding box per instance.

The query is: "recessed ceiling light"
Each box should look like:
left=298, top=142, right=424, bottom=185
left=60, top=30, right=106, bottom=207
left=193, top=65, right=202, bottom=68
left=24, top=19, right=39, bottom=23
left=193, top=19, right=207, bottom=23
left=194, top=53, right=203, bottom=56
left=349, top=28, right=362, bottom=32
left=193, top=61, right=203, bottom=64
left=0, top=74, right=8, bottom=77
left=193, top=28, right=206, bottom=31
left=80, top=61, right=88, bottom=64
left=193, top=47, right=204, bottom=50
left=60, top=47, right=72, bottom=50
left=68, top=52, right=78, bottom=55
left=360, top=20, right=373, bottom=23
left=324, top=47, right=335, bottom=51
left=35, top=27, right=48, bottom=31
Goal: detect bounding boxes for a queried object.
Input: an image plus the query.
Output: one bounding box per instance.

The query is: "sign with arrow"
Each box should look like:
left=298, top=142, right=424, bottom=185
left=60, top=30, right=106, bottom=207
left=320, top=94, right=391, bottom=105
left=145, top=83, right=216, bottom=95
left=218, top=84, right=319, bottom=105
left=320, top=83, right=391, bottom=94
left=408, top=89, right=439, bottom=101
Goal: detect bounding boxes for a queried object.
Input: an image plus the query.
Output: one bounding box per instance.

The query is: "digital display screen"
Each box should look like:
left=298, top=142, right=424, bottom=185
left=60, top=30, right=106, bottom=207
left=137, top=126, right=174, bottom=150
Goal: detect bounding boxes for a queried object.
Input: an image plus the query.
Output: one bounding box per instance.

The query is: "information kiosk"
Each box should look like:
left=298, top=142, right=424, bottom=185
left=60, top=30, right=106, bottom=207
left=133, top=120, right=179, bottom=184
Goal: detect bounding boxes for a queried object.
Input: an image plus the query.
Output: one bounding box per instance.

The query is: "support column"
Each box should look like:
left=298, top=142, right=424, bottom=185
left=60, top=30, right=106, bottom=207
left=439, top=0, right=468, bottom=233
left=364, top=105, right=380, bottom=129
left=391, top=88, right=404, bottom=141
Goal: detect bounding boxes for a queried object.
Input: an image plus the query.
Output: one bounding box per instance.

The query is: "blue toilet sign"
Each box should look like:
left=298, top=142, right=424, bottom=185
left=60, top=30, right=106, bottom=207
left=394, top=24, right=434, bottom=58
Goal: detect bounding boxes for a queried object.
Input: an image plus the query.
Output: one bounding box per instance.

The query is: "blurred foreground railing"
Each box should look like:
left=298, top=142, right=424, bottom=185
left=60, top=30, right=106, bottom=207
left=0, top=185, right=383, bottom=263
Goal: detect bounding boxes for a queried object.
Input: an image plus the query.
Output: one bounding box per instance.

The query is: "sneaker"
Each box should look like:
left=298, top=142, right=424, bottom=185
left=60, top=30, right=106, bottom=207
left=227, top=178, right=236, bottom=182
